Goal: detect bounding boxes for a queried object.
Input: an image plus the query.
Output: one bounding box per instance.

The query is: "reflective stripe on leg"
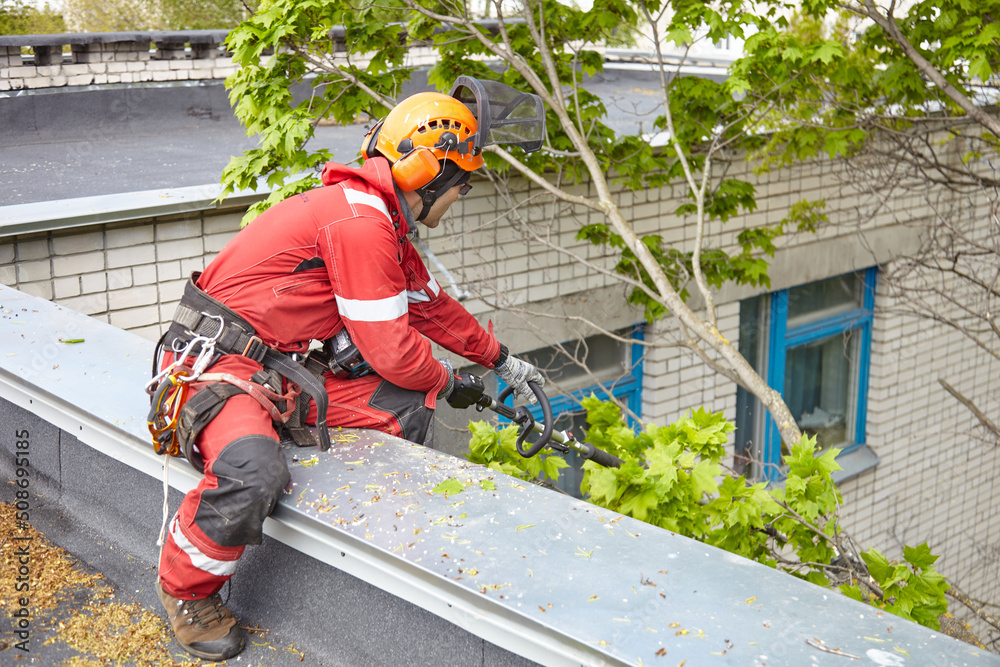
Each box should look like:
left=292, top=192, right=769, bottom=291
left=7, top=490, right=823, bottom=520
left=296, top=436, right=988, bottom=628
left=170, top=515, right=239, bottom=578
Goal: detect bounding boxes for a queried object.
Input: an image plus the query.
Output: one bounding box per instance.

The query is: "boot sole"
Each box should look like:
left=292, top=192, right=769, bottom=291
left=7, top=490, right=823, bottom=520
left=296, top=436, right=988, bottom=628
left=179, top=626, right=245, bottom=661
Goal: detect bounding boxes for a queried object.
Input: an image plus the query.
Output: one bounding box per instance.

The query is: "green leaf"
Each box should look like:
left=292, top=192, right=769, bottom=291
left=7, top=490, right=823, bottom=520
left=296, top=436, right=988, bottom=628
left=586, top=466, right=622, bottom=505
left=479, top=479, right=497, bottom=491
left=432, top=479, right=464, bottom=496
left=541, top=454, right=570, bottom=482
left=690, top=460, right=721, bottom=497
left=619, top=487, right=660, bottom=521
left=839, top=583, right=866, bottom=602
left=903, top=542, right=941, bottom=570
left=665, top=25, right=692, bottom=46
left=861, top=549, right=895, bottom=585
left=969, top=53, right=992, bottom=81
left=645, top=441, right=679, bottom=478
left=810, top=41, right=842, bottom=64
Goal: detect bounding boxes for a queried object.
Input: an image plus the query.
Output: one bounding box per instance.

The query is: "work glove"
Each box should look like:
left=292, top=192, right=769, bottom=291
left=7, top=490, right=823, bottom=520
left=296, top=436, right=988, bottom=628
left=437, top=359, right=456, bottom=399
left=494, top=353, right=545, bottom=404
left=437, top=359, right=486, bottom=409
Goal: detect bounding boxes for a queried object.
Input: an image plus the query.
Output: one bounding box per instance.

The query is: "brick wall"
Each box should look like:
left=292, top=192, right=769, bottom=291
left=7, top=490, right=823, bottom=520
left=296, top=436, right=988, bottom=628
left=839, top=254, right=1000, bottom=634
left=0, top=33, right=237, bottom=91
left=0, top=208, right=243, bottom=340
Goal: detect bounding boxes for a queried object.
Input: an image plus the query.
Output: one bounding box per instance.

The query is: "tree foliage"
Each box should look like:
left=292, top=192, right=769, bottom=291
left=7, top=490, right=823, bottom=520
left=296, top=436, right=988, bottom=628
left=61, top=0, right=151, bottom=31
left=466, top=400, right=951, bottom=631
left=61, top=0, right=251, bottom=32
left=159, top=0, right=255, bottom=30
left=0, top=0, right=65, bottom=34
left=735, top=0, right=1000, bottom=442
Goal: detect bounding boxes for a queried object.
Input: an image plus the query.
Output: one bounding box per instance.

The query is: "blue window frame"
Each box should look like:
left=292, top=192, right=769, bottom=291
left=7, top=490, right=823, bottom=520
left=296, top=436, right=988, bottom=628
left=736, top=268, right=877, bottom=482
left=499, top=324, right=645, bottom=495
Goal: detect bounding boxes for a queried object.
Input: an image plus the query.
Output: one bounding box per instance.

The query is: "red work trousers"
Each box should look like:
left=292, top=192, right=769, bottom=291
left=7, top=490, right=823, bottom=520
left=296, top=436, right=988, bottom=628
left=158, top=354, right=432, bottom=600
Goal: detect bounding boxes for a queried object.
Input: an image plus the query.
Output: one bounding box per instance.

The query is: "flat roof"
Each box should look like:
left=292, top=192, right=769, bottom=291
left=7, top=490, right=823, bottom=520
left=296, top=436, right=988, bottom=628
left=0, top=66, right=719, bottom=208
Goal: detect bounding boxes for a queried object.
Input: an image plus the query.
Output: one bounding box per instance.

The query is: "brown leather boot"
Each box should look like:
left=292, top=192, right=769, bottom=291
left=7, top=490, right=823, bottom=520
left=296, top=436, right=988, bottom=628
left=157, top=580, right=245, bottom=660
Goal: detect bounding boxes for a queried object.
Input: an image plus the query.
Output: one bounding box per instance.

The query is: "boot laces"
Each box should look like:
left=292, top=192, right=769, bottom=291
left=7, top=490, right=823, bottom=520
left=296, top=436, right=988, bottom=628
left=180, top=593, right=227, bottom=628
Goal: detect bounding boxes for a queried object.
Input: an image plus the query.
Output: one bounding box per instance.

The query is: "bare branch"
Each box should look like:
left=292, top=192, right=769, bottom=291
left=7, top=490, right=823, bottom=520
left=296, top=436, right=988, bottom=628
left=939, top=378, right=1000, bottom=441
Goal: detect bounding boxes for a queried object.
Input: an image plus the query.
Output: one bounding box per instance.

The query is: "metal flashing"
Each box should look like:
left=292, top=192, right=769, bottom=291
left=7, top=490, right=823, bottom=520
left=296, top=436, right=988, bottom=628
left=0, top=183, right=267, bottom=236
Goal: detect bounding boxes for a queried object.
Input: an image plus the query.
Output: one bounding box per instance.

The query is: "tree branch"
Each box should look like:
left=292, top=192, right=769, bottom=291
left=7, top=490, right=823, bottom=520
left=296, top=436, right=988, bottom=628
left=938, top=378, right=1000, bottom=440
left=841, top=0, right=1000, bottom=139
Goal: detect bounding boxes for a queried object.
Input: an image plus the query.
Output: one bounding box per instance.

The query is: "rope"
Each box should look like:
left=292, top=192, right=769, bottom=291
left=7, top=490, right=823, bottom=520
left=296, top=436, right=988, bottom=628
left=156, top=457, right=171, bottom=548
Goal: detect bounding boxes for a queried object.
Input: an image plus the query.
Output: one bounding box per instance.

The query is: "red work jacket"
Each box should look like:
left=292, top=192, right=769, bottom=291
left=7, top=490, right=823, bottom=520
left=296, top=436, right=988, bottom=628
left=196, top=157, right=501, bottom=406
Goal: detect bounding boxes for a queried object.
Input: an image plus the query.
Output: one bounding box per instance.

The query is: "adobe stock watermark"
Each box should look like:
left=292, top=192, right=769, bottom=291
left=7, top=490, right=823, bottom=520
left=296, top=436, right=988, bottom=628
left=17, top=317, right=83, bottom=383
left=13, top=267, right=132, bottom=383
left=10, top=427, right=33, bottom=653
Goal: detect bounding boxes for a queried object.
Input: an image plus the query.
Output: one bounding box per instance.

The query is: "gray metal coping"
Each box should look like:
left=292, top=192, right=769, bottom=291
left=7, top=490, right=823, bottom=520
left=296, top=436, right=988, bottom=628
left=0, top=30, right=232, bottom=48
left=0, top=22, right=503, bottom=49
left=0, top=282, right=996, bottom=667
left=0, top=182, right=269, bottom=236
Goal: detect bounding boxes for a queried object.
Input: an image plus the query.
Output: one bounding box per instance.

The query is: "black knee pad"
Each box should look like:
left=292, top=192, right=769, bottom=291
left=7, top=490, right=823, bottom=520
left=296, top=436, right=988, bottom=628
left=368, top=380, right=434, bottom=446
left=194, top=434, right=290, bottom=547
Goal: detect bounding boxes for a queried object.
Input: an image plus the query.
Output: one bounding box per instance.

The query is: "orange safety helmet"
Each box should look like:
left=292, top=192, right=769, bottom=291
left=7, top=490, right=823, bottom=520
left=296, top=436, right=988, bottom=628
left=361, top=92, right=485, bottom=193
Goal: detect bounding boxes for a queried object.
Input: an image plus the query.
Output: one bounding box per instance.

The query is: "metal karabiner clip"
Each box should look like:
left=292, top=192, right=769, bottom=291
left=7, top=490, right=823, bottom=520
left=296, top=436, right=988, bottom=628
left=144, top=314, right=226, bottom=393
left=179, top=315, right=225, bottom=382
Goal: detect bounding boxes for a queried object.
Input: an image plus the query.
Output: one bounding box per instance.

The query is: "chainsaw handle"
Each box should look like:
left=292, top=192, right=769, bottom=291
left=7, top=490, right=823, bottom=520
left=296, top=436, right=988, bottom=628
left=498, top=380, right=553, bottom=458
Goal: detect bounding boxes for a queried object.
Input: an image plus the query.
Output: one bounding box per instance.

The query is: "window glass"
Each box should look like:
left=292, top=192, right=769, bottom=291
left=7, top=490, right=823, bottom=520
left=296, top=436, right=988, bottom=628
left=519, top=334, right=627, bottom=389
left=783, top=331, right=858, bottom=449
left=735, top=268, right=875, bottom=482
left=735, top=296, right=765, bottom=474
left=787, top=273, right=861, bottom=329
left=550, top=410, right=590, bottom=495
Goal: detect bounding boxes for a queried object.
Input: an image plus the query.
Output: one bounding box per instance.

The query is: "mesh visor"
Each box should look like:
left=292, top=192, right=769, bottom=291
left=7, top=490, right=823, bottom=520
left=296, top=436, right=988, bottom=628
left=450, top=76, right=545, bottom=154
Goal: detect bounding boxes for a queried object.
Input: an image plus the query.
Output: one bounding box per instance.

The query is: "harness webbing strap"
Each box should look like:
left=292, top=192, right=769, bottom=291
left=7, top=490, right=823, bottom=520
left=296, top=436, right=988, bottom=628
left=166, top=274, right=333, bottom=452
left=176, top=382, right=244, bottom=472
left=282, top=355, right=329, bottom=448
left=198, top=372, right=301, bottom=424
left=261, top=349, right=332, bottom=452
left=166, top=275, right=268, bottom=363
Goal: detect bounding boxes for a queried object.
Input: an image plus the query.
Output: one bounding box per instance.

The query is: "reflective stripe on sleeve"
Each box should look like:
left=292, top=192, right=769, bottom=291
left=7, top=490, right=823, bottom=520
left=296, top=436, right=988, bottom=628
left=407, top=289, right=431, bottom=304
left=343, top=188, right=391, bottom=222
left=170, top=517, right=239, bottom=577
left=426, top=273, right=441, bottom=297
left=336, top=291, right=408, bottom=322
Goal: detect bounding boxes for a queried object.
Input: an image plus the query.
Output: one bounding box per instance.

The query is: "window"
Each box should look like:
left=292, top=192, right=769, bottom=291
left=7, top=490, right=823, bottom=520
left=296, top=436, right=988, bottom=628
left=735, top=268, right=877, bottom=482
left=502, top=325, right=646, bottom=496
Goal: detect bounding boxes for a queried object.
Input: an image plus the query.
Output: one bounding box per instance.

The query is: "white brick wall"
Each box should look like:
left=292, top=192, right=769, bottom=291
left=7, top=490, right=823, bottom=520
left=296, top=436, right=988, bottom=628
left=0, top=206, right=240, bottom=339
left=832, top=246, right=1000, bottom=635
left=3, top=44, right=237, bottom=91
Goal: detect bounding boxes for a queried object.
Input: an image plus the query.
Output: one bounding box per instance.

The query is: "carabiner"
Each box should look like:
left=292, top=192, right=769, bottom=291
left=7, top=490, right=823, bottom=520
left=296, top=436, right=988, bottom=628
left=146, top=336, right=199, bottom=394
left=178, top=315, right=225, bottom=382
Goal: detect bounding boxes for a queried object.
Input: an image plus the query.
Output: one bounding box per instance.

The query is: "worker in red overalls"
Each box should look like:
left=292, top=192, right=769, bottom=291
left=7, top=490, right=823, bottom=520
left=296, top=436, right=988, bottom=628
left=149, top=78, right=547, bottom=659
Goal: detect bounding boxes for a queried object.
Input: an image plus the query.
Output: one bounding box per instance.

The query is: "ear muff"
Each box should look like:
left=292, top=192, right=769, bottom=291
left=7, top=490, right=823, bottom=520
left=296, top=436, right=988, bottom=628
left=391, top=149, right=442, bottom=192
left=361, top=120, right=384, bottom=159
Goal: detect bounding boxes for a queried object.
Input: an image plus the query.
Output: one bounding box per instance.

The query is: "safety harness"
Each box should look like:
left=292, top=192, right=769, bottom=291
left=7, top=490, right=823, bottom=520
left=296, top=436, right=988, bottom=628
left=146, top=274, right=333, bottom=471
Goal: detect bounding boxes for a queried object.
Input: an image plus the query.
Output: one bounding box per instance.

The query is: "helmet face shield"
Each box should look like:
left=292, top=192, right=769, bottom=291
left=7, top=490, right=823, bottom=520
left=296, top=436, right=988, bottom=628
left=449, top=76, right=545, bottom=154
